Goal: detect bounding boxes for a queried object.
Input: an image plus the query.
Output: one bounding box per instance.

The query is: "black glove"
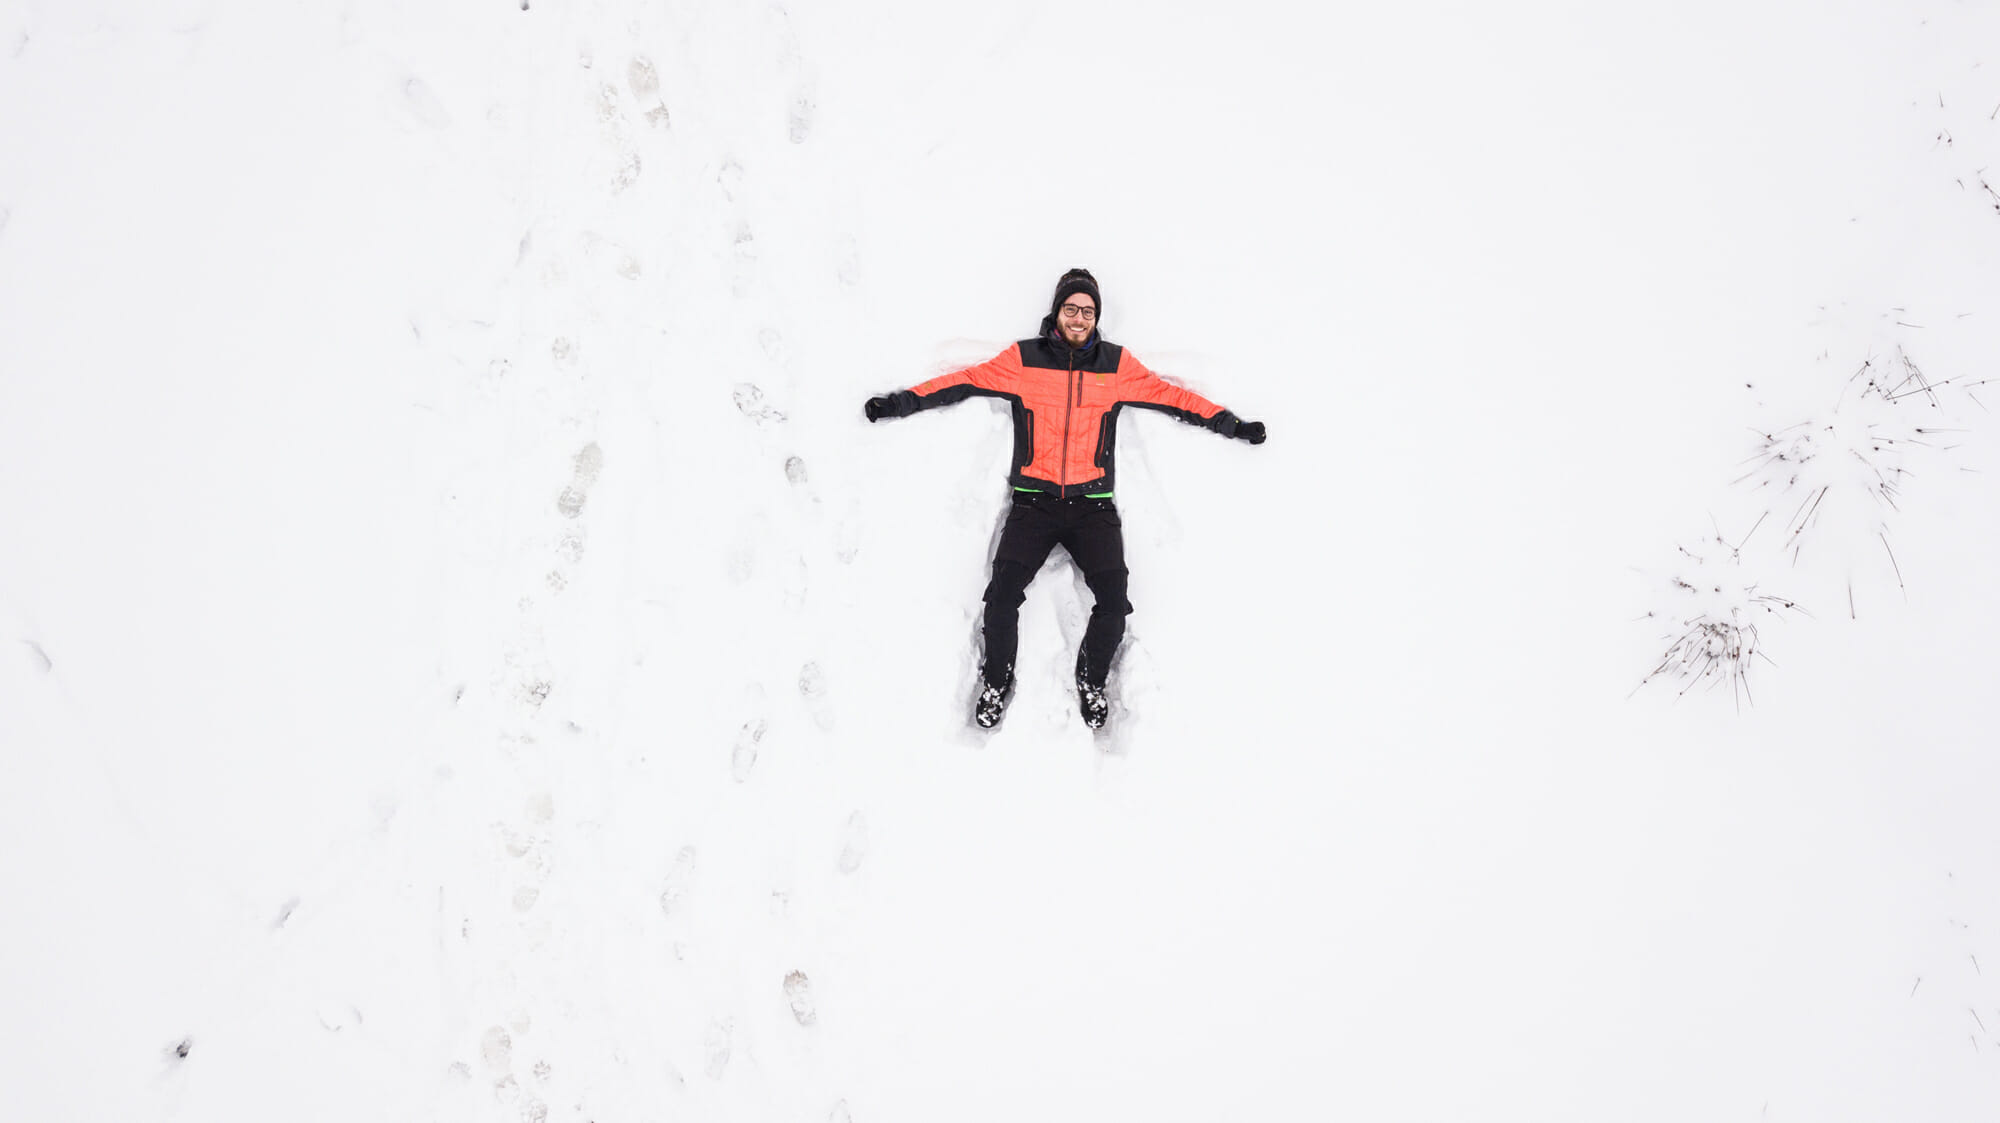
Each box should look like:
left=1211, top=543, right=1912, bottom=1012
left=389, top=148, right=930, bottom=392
left=864, top=395, right=897, bottom=422
left=1234, top=420, right=1266, bottom=445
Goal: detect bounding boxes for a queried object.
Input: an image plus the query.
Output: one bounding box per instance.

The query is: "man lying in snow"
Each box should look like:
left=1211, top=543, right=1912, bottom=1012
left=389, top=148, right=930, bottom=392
left=864, top=267, right=1265, bottom=731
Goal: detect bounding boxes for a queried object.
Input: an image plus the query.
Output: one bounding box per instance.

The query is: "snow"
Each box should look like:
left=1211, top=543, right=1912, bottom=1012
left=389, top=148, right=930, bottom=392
left=4, top=0, right=2000, bottom=1120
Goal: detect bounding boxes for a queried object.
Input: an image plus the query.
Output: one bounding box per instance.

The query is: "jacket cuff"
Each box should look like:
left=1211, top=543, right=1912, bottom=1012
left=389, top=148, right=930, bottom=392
left=1209, top=410, right=1241, bottom=438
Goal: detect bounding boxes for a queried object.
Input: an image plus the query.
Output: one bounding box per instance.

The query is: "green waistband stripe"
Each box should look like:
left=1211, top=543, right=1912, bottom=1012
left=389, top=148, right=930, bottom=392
left=1012, top=486, right=1114, bottom=499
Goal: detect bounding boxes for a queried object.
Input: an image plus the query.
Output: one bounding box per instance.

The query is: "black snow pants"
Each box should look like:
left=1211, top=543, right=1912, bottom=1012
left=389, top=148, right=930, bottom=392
left=980, top=492, right=1131, bottom=689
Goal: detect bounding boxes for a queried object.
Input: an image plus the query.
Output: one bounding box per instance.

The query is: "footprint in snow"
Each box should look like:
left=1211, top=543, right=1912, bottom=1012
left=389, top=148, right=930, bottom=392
left=525, top=791, right=553, bottom=825
left=519, top=679, right=551, bottom=710
left=837, top=812, right=867, bottom=874
left=579, top=231, right=641, bottom=281
left=725, top=544, right=755, bottom=584
left=549, top=337, right=577, bottom=368
left=627, top=56, right=657, bottom=96
left=498, top=823, right=534, bottom=859
left=731, top=718, right=766, bottom=782
left=659, top=846, right=697, bottom=918
left=480, top=1026, right=512, bottom=1075
left=788, top=91, right=814, bottom=144
left=402, top=76, right=453, bottom=129
left=704, top=1020, right=732, bottom=1079
left=784, top=970, right=817, bottom=1025
left=556, top=442, right=603, bottom=518
left=611, top=150, right=642, bottom=192
left=732, top=383, right=786, bottom=426
left=594, top=83, right=623, bottom=126
left=717, top=159, right=745, bottom=202
left=628, top=56, right=670, bottom=127
left=731, top=223, right=758, bottom=293
left=800, top=661, right=834, bottom=730
left=784, top=456, right=809, bottom=486
left=832, top=508, right=860, bottom=564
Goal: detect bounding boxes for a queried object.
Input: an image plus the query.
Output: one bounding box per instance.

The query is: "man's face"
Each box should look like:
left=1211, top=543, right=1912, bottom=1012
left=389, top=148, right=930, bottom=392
left=1057, top=293, right=1096, bottom=347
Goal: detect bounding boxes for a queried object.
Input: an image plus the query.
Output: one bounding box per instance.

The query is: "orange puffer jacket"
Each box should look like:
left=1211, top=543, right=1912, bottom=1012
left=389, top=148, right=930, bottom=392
left=880, top=329, right=1246, bottom=499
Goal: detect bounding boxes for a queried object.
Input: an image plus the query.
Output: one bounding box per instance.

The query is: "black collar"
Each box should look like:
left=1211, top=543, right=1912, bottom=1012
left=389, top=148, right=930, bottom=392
left=1038, top=313, right=1099, bottom=359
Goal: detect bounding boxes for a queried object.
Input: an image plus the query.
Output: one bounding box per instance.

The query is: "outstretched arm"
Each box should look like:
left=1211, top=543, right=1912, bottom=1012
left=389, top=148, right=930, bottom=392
left=864, top=346, right=1024, bottom=422
left=1119, top=356, right=1266, bottom=444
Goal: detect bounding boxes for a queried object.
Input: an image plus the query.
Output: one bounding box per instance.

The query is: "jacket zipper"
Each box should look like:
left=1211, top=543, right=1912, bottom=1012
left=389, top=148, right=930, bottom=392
left=1060, top=349, right=1076, bottom=493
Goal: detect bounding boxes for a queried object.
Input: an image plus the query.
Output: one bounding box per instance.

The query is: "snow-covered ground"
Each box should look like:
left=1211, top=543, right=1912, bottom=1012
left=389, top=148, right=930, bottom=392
left=5, top=1, right=2000, bottom=1120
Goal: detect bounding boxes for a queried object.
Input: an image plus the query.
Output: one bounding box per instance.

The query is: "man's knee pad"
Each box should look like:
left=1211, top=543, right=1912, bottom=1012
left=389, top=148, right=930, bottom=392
left=982, top=560, right=1035, bottom=606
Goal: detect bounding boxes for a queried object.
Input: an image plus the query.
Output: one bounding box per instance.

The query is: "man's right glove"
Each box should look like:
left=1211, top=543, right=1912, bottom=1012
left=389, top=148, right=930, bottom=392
left=864, top=395, right=899, bottom=422
left=1234, top=420, right=1267, bottom=445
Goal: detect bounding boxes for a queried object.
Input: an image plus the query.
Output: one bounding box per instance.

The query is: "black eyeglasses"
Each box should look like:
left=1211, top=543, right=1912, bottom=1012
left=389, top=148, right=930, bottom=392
left=1060, top=303, right=1097, bottom=321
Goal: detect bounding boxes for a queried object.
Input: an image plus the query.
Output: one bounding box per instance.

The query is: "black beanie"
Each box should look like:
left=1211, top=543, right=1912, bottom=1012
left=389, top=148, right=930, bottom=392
left=1050, top=267, right=1102, bottom=321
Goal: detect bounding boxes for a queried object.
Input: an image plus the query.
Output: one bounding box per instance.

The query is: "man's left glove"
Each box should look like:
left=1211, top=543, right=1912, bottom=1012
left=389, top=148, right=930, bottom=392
left=1234, top=420, right=1267, bottom=445
left=864, top=395, right=898, bottom=422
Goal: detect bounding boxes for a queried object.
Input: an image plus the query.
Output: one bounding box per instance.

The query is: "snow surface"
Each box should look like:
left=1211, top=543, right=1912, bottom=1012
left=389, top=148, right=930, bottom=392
left=4, top=1, right=2000, bottom=1120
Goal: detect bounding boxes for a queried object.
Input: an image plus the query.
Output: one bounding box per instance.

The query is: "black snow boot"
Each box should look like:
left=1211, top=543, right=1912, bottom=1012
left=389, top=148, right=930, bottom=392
left=1075, top=666, right=1109, bottom=730
left=974, top=666, right=1013, bottom=729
